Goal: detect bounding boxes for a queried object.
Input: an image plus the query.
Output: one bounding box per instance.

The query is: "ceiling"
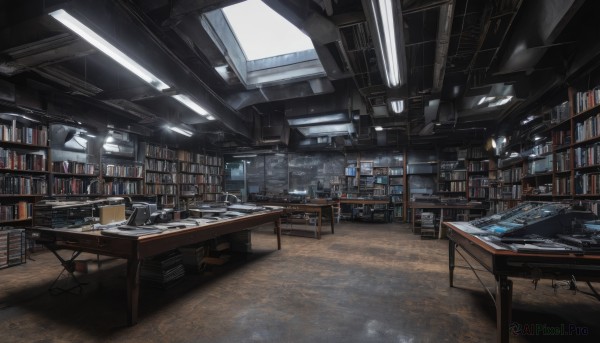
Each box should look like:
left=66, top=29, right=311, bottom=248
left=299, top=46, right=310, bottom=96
left=1, top=0, right=600, bottom=153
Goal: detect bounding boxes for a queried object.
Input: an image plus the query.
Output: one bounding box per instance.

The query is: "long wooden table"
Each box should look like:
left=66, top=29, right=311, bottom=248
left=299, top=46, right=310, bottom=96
left=264, top=203, right=334, bottom=239
left=340, top=199, right=392, bottom=222
left=446, top=221, right=600, bottom=343
left=27, top=210, right=283, bottom=325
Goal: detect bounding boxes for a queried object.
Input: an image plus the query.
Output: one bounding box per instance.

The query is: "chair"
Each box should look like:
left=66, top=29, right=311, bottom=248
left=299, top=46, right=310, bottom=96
left=420, top=212, right=436, bottom=239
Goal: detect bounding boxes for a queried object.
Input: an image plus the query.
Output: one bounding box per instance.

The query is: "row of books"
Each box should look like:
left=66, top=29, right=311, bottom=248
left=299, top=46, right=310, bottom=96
left=555, top=176, right=572, bottom=195
left=145, top=172, right=175, bottom=184
left=468, top=187, right=489, bottom=199
left=501, top=168, right=522, bottom=183
left=574, top=86, right=600, bottom=114
left=575, top=173, right=600, bottom=195
left=467, top=147, right=485, bottom=159
left=439, top=181, right=466, bottom=192
left=52, top=161, right=97, bottom=175
left=468, top=176, right=489, bottom=187
left=145, top=144, right=176, bottom=160
left=0, top=121, right=48, bottom=146
left=103, top=180, right=142, bottom=195
left=0, top=202, right=32, bottom=221
left=574, top=144, right=600, bottom=168
left=468, top=161, right=489, bottom=172
left=145, top=159, right=177, bottom=173
left=552, top=129, right=571, bottom=146
left=0, top=175, right=47, bottom=195
left=52, top=177, right=99, bottom=195
left=104, top=164, right=143, bottom=178
left=178, top=174, right=223, bottom=185
left=555, top=151, right=570, bottom=172
left=550, top=101, right=570, bottom=124
left=0, top=149, right=46, bottom=171
left=574, top=113, right=600, bottom=142
left=206, top=156, right=223, bottom=166
left=0, top=228, right=26, bottom=269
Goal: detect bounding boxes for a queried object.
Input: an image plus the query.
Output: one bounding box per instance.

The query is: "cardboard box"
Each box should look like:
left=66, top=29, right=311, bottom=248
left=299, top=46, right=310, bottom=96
left=99, top=204, right=125, bottom=224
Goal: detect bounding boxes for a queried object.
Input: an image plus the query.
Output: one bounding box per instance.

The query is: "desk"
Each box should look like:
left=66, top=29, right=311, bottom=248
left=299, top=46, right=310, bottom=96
left=446, top=222, right=600, bottom=343
left=264, top=203, right=334, bottom=239
left=340, top=199, right=392, bottom=222
left=27, top=210, right=282, bottom=326
left=409, top=202, right=487, bottom=237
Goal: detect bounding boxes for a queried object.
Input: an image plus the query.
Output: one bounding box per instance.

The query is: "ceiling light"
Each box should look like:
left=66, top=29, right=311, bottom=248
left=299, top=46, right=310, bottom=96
left=489, top=96, right=513, bottom=107
left=233, top=154, right=257, bottom=158
left=49, top=9, right=169, bottom=91
left=169, top=126, right=193, bottom=137
left=491, top=138, right=497, bottom=148
left=390, top=99, right=404, bottom=113
left=287, top=113, right=348, bottom=127
left=206, top=115, right=215, bottom=121
left=172, top=94, right=209, bottom=116
left=103, top=143, right=119, bottom=152
left=374, top=126, right=383, bottom=131
left=370, top=0, right=402, bottom=88
left=534, top=136, right=542, bottom=141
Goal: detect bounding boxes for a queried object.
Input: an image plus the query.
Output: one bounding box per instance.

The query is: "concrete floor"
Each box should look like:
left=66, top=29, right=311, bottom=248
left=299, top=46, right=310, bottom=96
left=1, top=222, right=599, bottom=342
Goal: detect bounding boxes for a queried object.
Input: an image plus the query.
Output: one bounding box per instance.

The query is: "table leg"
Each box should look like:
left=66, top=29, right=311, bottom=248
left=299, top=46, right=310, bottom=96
left=275, top=218, right=281, bottom=250
left=330, top=207, right=335, bottom=234
left=126, top=258, right=141, bottom=326
left=449, top=239, right=455, bottom=287
left=438, top=210, right=445, bottom=239
left=495, top=276, right=513, bottom=343
left=317, top=209, right=322, bottom=239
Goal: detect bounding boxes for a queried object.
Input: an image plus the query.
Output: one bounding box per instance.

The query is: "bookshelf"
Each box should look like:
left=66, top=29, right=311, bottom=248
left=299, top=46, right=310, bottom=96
left=177, top=150, right=223, bottom=203
left=0, top=117, right=49, bottom=228
left=142, top=143, right=178, bottom=208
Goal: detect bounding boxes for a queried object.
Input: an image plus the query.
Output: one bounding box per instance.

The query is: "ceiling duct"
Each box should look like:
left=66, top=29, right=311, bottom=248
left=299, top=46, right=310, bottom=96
left=255, top=111, right=290, bottom=146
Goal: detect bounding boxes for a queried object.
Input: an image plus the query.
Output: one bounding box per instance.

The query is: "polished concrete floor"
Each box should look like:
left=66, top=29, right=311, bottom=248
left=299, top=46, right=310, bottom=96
left=1, top=222, right=599, bottom=342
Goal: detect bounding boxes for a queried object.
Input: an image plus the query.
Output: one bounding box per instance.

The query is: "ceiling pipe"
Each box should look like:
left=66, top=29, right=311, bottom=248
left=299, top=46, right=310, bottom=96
left=432, top=0, right=454, bottom=93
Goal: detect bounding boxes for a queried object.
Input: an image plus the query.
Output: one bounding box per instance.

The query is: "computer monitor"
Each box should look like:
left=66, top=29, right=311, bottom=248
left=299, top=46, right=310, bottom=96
left=127, top=203, right=157, bottom=226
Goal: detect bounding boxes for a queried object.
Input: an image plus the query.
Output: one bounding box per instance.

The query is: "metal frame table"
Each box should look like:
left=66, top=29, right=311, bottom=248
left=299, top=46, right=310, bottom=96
left=27, top=210, right=283, bottom=326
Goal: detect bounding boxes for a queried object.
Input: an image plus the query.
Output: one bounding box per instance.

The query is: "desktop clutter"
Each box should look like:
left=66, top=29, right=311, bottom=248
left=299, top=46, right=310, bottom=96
left=32, top=194, right=277, bottom=237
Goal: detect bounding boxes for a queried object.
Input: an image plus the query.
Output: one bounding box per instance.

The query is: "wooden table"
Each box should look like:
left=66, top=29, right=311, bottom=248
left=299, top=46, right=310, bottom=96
left=27, top=210, right=283, bottom=325
left=446, top=221, right=600, bottom=343
left=409, top=202, right=487, bottom=237
left=340, top=199, right=391, bottom=222
left=264, top=203, right=334, bottom=239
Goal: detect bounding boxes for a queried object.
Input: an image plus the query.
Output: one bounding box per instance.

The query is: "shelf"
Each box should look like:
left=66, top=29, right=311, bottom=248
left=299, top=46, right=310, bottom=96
left=521, top=172, right=553, bottom=178
left=145, top=170, right=176, bottom=174
left=0, top=218, right=32, bottom=224
left=575, top=164, right=600, bottom=171
left=439, top=179, right=466, bottom=182
left=145, top=182, right=177, bottom=185
left=0, top=168, right=48, bottom=174
left=0, top=194, right=44, bottom=197
left=51, top=193, right=103, bottom=197
left=572, top=136, right=600, bottom=148
left=0, top=141, right=49, bottom=149
left=572, top=102, right=600, bottom=120
left=103, top=175, right=144, bottom=180
left=53, top=172, right=98, bottom=177
left=554, top=144, right=571, bottom=152
left=554, top=170, right=571, bottom=175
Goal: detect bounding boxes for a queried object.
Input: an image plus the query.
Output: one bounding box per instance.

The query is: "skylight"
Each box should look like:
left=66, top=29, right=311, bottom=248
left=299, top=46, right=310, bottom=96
left=222, top=0, right=315, bottom=61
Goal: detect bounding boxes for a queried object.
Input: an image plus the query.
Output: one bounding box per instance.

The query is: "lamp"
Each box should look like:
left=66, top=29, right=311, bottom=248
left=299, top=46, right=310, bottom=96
left=49, top=9, right=170, bottom=91
left=366, top=0, right=405, bottom=88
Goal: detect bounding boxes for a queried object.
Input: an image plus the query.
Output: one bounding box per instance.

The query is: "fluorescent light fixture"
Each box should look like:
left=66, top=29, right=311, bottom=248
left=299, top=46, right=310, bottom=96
left=521, top=115, right=535, bottom=125
left=106, top=135, right=114, bottom=143
left=3, top=113, right=40, bottom=122
left=222, top=0, right=315, bottom=61
left=85, top=133, right=96, bottom=138
left=49, top=9, right=169, bottom=91
left=206, top=115, right=216, bottom=121
left=489, top=96, right=513, bottom=107
left=371, top=0, right=400, bottom=87
left=172, top=94, right=209, bottom=116
left=169, top=126, right=193, bottom=137
left=534, top=136, right=542, bottom=141
left=287, top=113, right=348, bottom=127
left=390, top=99, right=404, bottom=113
left=103, top=143, right=119, bottom=152
left=509, top=152, right=519, bottom=158
left=297, top=123, right=355, bottom=137
left=374, top=126, right=383, bottom=131
left=233, top=154, right=257, bottom=158
left=477, top=96, right=496, bottom=105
